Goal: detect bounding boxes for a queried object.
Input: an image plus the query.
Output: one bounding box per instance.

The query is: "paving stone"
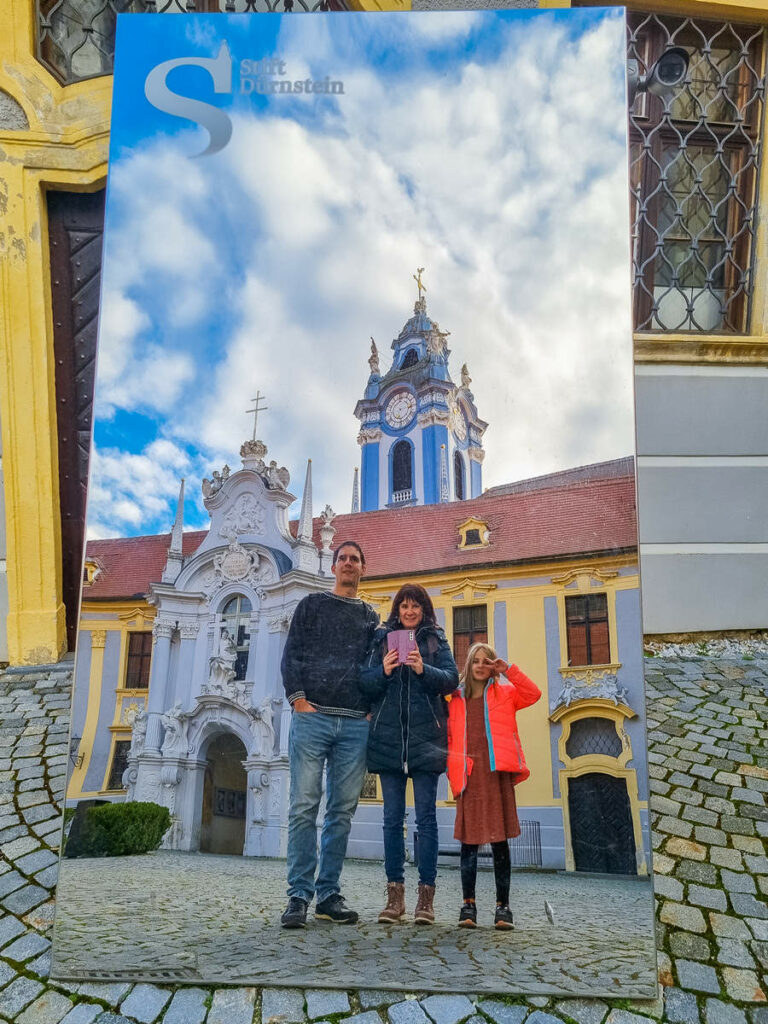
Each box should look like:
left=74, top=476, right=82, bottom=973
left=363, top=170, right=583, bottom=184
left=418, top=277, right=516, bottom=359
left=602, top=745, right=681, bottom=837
left=676, top=861, right=718, bottom=885
left=344, top=1014, right=385, bottom=1024
left=734, top=836, right=766, bottom=855
left=389, top=1002, right=432, bottom=1024
left=525, top=1014, right=564, bottom=1024
left=118, top=984, right=171, bottom=1023
left=703, top=1000, right=748, bottom=1024
left=675, top=960, right=720, bottom=994
left=23, top=900, right=55, bottom=931
left=34, top=864, right=59, bottom=890
left=2, top=884, right=49, bottom=914
left=16, top=990, right=74, bottom=1024
left=0, top=915, right=26, bottom=947
left=361, top=993, right=397, bottom=1010
left=722, top=967, right=767, bottom=1002
left=0, top=958, right=16, bottom=987
left=688, top=884, right=728, bottom=911
left=603, top=1012, right=655, bottom=1024
left=553, top=999, right=608, bottom=1024
left=0, top=977, right=45, bottom=1018
left=710, top=913, right=754, bottom=939
left=660, top=902, right=707, bottom=933
left=669, top=932, right=711, bottom=961
left=22, top=805, right=59, bottom=826
left=1, top=931, right=50, bottom=962
left=59, top=1004, right=103, bottom=1024
left=718, top=938, right=757, bottom=968
left=732, top=893, right=768, bottom=918
left=92, top=1015, right=132, bottom=1024
left=475, top=1005, right=528, bottom=1024
left=15, top=850, right=58, bottom=876
left=663, top=988, right=700, bottom=1024
left=666, top=839, right=707, bottom=861
left=421, top=996, right=476, bottom=1024
left=748, top=918, right=768, bottom=940
left=76, top=984, right=133, bottom=1005
left=747, top=856, right=768, bottom=875
left=27, top=950, right=51, bottom=979
left=711, top=848, right=744, bottom=870
left=261, top=988, right=305, bottom=1024
left=722, top=869, right=758, bottom=894
left=652, top=853, right=675, bottom=875
left=652, top=875, right=683, bottom=901
left=157, top=988, right=207, bottom=1024
left=0, top=870, right=25, bottom=898
left=306, top=991, right=351, bottom=1020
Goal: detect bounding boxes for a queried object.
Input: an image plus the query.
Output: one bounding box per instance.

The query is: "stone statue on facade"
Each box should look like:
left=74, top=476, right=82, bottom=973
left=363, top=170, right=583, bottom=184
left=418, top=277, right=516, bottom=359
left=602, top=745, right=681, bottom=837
left=160, top=702, right=189, bottom=755
left=250, top=698, right=277, bottom=757
left=368, top=338, right=380, bottom=375
left=129, top=706, right=147, bottom=757
left=202, top=465, right=231, bottom=499
left=461, top=363, right=472, bottom=389
left=208, top=629, right=238, bottom=693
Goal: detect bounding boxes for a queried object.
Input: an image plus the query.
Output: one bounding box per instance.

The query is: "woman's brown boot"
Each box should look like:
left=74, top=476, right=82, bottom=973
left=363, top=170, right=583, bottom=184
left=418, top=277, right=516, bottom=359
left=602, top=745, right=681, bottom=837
left=414, top=883, right=436, bottom=925
left=378, top=882, right=406, bottom=923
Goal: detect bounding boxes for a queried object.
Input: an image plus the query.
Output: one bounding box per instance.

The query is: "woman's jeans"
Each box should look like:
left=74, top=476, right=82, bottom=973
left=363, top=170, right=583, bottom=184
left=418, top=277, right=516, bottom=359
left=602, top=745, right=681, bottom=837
left=379, top=771, right=441, bottom=887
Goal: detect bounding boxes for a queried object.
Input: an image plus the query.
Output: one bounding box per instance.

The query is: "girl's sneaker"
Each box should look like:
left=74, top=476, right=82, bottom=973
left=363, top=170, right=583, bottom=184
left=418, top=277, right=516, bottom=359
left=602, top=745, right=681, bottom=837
left=494, top=905, right=514, bottom=930
left=458, top=902, right=477, bottom=928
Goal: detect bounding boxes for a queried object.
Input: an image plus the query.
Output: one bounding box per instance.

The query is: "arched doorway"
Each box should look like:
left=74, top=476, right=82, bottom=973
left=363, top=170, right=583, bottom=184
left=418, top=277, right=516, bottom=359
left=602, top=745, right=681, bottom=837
left=200, top=732, right=248, bottom=855
left=567, top=772, right=637, bottom=874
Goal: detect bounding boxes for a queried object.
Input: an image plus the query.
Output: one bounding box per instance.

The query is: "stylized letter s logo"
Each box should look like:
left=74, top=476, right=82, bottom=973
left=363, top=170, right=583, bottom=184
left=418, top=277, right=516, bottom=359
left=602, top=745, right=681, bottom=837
left=144, top=41, right=233, bottom=158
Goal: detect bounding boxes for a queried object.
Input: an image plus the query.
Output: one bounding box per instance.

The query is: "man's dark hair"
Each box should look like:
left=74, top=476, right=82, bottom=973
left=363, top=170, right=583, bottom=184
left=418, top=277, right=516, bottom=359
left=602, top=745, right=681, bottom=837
left=386, top=583, right=437, bottom=628
left=332, top=540, right=366, bottom=567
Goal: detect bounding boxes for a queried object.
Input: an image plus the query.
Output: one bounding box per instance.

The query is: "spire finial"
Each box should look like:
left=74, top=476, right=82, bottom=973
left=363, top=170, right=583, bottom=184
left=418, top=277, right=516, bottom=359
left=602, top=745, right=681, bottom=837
left=246, top=391, right=268, bottom=441
left=413, top=267, right=426, bottom=300
left=351, top=467, right=360, bottom=514
left=169, top=479, right=185, bottom=555
left=298, top=459, right=314, bottom=542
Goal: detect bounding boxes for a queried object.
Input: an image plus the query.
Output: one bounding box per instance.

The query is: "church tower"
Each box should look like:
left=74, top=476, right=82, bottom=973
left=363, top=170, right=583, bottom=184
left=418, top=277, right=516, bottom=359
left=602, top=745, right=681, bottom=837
left=354, top=272, right=487, bottom=512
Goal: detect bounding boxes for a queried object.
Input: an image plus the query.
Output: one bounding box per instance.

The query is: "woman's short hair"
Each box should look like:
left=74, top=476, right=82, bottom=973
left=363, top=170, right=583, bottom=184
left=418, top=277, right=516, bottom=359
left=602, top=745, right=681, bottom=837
left=460, top=641, right=498, bottom=686
left=386, top=583, right=437, bottom=628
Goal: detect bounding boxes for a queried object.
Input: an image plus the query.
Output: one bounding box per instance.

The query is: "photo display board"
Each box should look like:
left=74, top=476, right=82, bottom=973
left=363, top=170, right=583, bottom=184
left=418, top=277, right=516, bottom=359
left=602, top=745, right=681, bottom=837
left=52, top=9, right=658, bottom=998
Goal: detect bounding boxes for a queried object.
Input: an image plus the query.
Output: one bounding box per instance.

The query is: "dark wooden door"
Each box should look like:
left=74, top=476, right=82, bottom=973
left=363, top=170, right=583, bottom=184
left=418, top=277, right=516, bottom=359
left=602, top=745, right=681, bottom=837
left=47, top=189, right=105, bottom=651
left=568, top=772, right=637, bottom=875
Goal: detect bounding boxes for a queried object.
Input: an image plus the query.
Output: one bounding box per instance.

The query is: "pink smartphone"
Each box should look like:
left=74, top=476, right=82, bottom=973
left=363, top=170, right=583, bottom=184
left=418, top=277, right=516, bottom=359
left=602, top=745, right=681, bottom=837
left=387, top=629, right=418, bottom=664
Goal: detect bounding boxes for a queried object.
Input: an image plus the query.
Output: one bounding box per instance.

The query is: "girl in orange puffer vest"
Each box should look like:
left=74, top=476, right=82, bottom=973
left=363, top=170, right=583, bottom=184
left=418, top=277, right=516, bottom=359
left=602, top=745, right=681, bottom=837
left=446, top=642, right=541, bottom=929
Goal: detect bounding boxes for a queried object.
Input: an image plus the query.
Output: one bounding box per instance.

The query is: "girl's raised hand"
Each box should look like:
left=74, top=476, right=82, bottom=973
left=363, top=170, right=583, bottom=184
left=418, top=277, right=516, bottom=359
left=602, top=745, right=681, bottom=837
left=484, top=657, right=509, bottom=678
left=382, top=649, right=400, bottom=677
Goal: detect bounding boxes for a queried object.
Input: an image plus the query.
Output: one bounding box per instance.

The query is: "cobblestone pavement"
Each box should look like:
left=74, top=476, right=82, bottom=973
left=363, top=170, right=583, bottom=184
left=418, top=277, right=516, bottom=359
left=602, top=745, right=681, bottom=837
left=51, top=854, right=656, bottom=996
left=0, top=656, right=766, bottom=1024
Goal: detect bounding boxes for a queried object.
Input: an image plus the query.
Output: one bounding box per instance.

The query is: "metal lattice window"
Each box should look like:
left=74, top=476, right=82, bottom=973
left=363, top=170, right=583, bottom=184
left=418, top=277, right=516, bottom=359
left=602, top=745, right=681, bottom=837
left=565, top=717, right=623, bottom=759
left=221, top=594, right=252, bottom=681
left=106, top=738, right=131, bottom=790
left=36, top=0, right=345, bottom=86
left=628, top=13, right=766, bottom=333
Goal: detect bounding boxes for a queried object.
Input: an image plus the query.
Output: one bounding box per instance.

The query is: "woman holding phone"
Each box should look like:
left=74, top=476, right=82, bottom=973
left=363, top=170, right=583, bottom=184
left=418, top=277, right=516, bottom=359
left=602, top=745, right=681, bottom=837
left=360, top=583, right=459, bottom=925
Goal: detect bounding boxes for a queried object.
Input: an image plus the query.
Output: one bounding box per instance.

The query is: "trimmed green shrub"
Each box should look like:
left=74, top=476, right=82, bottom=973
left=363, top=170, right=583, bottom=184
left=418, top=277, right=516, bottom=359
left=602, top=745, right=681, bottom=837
left=64, top=801, right=171, bottom=858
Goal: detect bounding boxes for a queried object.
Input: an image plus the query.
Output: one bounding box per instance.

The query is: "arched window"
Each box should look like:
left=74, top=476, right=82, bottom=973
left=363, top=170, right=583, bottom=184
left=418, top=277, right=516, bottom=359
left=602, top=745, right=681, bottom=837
left=565, top=717, right=623, bottom=759
left=454, top=451, right=465, bottom=500
left=222, top=594, right=252, bottom=681
left=401, top=348, right=418, bottom=369
left=392, top=440, right=412, bottom=500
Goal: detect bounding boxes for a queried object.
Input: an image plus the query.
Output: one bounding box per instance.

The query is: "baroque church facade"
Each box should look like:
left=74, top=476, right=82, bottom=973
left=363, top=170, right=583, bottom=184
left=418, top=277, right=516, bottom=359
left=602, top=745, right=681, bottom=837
left=68, top=292, right=650, bottom=876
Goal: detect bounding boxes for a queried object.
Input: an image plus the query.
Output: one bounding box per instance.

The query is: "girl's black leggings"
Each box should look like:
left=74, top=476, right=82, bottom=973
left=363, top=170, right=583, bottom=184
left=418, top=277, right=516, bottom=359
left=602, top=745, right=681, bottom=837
left=460, top=841, right=511, bottom=905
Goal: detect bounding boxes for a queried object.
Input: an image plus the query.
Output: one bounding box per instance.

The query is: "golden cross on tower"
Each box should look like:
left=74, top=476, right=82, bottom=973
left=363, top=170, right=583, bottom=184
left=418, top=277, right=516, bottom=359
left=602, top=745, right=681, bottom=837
left=413, top=267, right=427, bottom=299
left=246, top=391, right=269, bottom=441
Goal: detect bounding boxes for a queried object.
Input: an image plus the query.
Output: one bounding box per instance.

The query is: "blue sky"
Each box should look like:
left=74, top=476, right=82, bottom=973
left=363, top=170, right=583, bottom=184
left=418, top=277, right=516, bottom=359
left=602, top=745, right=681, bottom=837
left=89, top=8, right=632, bottom=539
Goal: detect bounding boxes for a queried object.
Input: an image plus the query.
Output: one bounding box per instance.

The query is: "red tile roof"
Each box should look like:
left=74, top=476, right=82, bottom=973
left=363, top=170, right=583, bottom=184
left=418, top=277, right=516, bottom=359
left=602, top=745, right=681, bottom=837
left=84, top=466, right=637, bottom=601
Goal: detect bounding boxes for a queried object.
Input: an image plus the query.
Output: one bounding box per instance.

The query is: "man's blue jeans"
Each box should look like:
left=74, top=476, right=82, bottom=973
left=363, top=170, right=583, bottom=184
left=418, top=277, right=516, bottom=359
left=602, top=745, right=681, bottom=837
left=379, top=771, right=440, bottom=887
left=287, top=710, right=369, bottom=905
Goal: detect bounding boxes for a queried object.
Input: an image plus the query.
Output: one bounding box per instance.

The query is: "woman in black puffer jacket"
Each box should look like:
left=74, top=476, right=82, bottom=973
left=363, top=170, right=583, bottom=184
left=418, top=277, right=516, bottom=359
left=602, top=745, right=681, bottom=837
left=360, top=583, right=459, bottom=925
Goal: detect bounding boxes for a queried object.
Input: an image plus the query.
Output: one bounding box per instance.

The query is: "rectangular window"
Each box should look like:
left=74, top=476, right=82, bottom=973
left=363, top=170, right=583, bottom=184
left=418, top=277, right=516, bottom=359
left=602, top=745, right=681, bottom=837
left=125, top=632, right=152, bottom=689
left=626, top=12, right=765, bottom=332
left=565, top=594, right=610, bottom=667
left=452, top=605, right=488, bottom=673
left=106, top=739, right=131, bottom=791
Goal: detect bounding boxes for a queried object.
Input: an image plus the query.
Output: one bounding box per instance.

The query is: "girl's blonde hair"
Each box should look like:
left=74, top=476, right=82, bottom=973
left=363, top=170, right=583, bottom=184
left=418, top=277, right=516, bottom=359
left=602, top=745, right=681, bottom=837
left=460, top=642, right=499, bottom=697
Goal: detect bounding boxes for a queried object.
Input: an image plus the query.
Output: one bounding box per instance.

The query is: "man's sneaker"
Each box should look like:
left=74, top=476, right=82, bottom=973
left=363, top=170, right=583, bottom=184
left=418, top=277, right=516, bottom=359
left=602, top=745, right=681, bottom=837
left=315, top=894, right=359, bottom=924
left=281, top=897, right=308, bottom=928
left=494, top=904, right=514, bottom=930
left=458, top=901, right=477, bottom=928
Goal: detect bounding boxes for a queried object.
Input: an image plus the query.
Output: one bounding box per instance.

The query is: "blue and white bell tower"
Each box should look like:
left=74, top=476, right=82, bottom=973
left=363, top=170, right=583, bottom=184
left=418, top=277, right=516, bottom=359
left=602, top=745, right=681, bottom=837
left=353, top=272, right=487, bottom=512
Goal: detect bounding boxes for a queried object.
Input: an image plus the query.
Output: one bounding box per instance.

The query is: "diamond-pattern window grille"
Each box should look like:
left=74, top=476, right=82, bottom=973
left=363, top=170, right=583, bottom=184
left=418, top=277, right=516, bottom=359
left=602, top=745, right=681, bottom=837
left=627, top=12, right=766, bottom=333
left=36, top=0, right=346, bottom=86
left=565, top=716, right=623, bottom=759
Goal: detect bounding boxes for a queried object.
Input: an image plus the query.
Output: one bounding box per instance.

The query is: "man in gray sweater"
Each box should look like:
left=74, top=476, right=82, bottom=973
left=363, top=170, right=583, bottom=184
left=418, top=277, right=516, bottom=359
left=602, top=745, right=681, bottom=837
left=280, top=541, right=378, bottom=928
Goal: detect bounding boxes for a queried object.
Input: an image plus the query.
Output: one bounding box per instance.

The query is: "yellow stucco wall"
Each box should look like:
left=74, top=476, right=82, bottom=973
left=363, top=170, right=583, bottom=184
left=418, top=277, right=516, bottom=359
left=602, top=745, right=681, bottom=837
left=0, top=2, right=109, bottom=665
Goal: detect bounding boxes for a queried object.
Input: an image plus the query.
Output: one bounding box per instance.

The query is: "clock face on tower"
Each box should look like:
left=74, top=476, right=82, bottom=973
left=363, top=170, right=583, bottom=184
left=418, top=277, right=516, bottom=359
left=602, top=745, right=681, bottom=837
left=385, top=391, right=417, bottom=429
left=448, top=391, right=467, bottom=441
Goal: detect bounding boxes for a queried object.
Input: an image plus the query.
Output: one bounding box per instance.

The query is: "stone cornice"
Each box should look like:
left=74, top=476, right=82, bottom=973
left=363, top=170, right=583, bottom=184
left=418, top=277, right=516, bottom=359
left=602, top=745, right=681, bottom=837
left=634, top=333, right=768, bottom=366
